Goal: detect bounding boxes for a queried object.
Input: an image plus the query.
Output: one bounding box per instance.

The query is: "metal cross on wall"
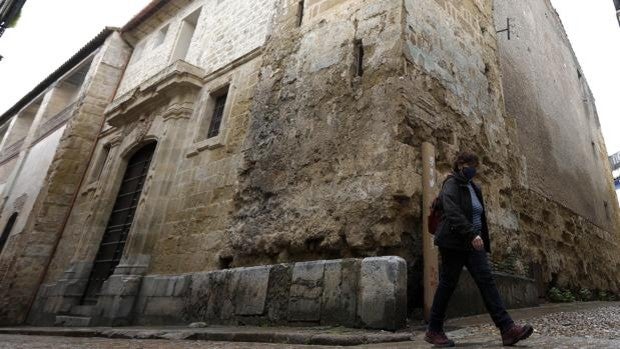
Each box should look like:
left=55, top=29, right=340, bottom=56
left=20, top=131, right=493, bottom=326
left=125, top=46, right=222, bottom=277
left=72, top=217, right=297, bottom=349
left=496, top=18, right=512, bottom=40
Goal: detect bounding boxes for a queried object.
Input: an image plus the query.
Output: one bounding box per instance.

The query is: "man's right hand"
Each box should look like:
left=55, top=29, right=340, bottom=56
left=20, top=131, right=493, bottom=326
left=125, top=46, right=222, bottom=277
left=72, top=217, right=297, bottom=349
left=472, top=235, right=484, bottom=251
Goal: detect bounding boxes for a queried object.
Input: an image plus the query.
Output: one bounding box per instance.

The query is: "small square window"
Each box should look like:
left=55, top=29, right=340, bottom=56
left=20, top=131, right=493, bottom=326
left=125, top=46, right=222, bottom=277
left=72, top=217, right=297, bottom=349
left=154, top=25, right=169, bottom=48
left=207, top=92, right=228, bottom=139
left=132, top=40, right=146, bottom=62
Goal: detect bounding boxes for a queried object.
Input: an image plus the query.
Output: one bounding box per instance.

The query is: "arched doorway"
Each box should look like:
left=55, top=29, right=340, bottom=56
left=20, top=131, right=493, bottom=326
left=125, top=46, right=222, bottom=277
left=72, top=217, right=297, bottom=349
left=82, top=142, right=157, bottom=304
left=0, top=213, right=18, bottom=255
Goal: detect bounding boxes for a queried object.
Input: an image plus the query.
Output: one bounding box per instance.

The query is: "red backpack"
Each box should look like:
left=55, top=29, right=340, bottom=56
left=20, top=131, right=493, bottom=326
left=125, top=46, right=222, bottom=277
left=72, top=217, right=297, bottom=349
left=428, top=197, right=442, bottom=235
left=428, top=176, right=451, bottom=235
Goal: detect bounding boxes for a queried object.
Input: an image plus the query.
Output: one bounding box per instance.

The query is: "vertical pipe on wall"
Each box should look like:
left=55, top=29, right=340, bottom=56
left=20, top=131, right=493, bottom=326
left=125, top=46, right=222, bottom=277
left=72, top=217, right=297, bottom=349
left=422, top=142, right=439, bottom=321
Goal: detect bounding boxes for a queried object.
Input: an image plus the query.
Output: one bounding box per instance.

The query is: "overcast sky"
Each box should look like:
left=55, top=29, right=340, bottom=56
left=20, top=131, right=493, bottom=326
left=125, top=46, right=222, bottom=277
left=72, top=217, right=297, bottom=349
left=0, top=0, right=619, bottom=156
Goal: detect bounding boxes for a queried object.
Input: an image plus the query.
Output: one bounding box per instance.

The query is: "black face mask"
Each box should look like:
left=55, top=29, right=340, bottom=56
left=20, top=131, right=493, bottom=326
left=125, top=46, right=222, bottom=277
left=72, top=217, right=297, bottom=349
left=462, top=167, right=477, bottom=181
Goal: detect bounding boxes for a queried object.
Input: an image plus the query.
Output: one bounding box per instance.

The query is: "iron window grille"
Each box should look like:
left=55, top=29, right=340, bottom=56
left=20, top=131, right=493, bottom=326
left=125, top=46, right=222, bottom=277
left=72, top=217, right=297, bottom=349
left=207, top=92, right=228, bottom=139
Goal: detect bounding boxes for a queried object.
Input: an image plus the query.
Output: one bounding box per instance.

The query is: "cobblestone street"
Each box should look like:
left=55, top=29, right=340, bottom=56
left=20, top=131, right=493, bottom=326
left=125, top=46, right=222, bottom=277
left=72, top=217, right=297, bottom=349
left=0, top=302, right=619, bottom=348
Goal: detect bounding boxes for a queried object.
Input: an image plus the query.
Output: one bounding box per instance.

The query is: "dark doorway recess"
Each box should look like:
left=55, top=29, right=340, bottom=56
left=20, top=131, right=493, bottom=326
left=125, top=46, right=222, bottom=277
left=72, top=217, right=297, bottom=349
left=81, top=142, right=156, bottom=304
left=0, top=213, right=18, bottom=255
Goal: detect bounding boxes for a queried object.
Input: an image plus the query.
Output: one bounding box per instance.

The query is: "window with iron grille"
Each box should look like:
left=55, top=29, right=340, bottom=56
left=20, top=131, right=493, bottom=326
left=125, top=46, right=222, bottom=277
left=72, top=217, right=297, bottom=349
left=81, top=142, right=156, bottom=304
left=207, top=92, right=228, bottom=139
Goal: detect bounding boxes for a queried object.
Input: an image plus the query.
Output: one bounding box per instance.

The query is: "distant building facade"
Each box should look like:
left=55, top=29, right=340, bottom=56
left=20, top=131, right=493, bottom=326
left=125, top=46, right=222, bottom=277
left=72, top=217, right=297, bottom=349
left=0, top=0, right=618, bottom=329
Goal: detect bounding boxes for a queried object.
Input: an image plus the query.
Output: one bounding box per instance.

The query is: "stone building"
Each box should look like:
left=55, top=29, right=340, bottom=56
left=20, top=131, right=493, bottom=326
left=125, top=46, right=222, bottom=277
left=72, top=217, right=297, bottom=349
left=0, top=0, right=618, bottom=330
left=0, top=28, right=132, bottom=324
left=495, top=0, right=620, bottom=291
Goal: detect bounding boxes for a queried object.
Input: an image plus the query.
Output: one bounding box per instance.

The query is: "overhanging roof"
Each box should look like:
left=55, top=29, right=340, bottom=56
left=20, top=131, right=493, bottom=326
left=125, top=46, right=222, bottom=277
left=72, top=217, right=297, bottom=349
left=0, top=27, right=118, bottom=125
left=122, top=0, right=169, bottom=33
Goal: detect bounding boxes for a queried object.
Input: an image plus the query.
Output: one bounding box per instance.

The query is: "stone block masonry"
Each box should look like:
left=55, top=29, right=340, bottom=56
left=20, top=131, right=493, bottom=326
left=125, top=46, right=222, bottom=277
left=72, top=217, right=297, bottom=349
left=117, top=0, right=275, bottom=97
left=133, top=257, right=407, bottom=331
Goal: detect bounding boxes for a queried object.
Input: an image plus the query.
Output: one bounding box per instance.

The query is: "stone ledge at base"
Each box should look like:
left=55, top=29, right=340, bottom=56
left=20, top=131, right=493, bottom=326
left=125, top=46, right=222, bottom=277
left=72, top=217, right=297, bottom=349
left=448, top=271, right=539, bottom=318
left=0, top=326, right=413, bottom=346
left=134, top=257, right=407, bottom=330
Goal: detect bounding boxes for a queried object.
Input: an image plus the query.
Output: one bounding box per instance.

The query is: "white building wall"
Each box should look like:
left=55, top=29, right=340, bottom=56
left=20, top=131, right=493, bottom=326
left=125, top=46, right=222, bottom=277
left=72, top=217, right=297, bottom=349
left=0, top=126, right=65, bottom=236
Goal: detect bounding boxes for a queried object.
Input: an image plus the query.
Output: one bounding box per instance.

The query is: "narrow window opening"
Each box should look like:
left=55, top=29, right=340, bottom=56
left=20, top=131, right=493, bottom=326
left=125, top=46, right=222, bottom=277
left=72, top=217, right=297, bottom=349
left=172, top=8, right=201, bottom=62
left=207, top=89, right=229, bottom=139
left=218, top=255, right=233, bottom=269
left=154, top=24, right=169, bottom=48
left=297, top=0, right=305, bottom=27
left=354, top=39, right=364, bottom=77
left=604, top=201, right=611, bottom=220
left=0, top=213, right=18, bottom=255
left=132, top=40, right=146, bottom=63
left=92, top=144, right=111, bottom=182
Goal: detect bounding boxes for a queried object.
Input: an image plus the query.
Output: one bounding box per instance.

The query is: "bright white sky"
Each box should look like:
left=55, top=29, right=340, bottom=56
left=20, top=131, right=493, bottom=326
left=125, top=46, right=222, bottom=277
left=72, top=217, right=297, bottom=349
left=0, top=0, right=619, bottom=155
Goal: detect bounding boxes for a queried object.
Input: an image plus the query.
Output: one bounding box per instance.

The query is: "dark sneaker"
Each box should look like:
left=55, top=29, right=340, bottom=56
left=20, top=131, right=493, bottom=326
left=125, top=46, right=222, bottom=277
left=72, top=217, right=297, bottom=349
left=424, top=330, right=455, bottom=347
left=501, top=323, right=534, bottom=346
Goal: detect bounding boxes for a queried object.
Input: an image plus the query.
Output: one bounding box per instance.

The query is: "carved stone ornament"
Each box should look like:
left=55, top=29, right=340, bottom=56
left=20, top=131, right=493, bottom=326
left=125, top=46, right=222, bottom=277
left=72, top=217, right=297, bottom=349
left=105, top=60, right=205, bottom=128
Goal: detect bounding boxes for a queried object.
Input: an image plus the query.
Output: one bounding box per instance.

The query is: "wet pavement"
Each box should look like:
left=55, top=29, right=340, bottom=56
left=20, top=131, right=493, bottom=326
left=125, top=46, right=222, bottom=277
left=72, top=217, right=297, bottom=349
left=0, top=302, right=618, bottom=348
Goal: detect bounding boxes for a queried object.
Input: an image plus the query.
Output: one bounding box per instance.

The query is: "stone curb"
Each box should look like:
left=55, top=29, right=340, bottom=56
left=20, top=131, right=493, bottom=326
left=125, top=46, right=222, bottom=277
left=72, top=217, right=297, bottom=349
left=0, top=327, right=413, bottom=346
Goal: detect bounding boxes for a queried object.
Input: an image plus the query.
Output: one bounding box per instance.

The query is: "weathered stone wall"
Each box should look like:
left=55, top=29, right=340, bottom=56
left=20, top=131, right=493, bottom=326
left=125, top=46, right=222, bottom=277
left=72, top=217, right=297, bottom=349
left=117, top=0, right=275, bottom=96
left=448, top=271, right=538, bottom=318
left=136, top=257, right=406, bottom=330
left=34, top=257, right=407, bottom=330
left=0, top=32, right=132, bottom=325
left=493, top=0, right=620, bottom=290
left=229, top=0, right=414, bottom=267
left=398, top=0, right=527, bottom=303
left=495, top=0, right=619, bottom=231
left=147, top=57, right=262, bottom=274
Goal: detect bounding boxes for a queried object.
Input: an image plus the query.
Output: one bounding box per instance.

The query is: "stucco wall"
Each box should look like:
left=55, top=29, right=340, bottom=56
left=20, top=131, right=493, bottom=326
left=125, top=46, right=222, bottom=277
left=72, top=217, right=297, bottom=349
left=494, top=0, right=619, bottom=231
left=116, top=0, right=276, bottom=96
left=0, top=127, right=65, bottom=240
left=0, top=157, right=18, bottom=188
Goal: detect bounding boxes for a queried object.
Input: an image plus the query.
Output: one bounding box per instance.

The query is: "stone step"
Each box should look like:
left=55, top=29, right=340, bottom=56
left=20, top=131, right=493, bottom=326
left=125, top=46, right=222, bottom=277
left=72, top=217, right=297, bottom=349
left=54, top=315, right=91, bottom=327
left=70, top=305, right=97, bottom=317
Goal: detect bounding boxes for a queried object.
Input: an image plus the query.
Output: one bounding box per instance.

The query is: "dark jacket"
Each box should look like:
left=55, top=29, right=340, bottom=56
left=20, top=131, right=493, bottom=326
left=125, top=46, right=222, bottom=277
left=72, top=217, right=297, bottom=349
left=434, top=172, right=491, bottom=253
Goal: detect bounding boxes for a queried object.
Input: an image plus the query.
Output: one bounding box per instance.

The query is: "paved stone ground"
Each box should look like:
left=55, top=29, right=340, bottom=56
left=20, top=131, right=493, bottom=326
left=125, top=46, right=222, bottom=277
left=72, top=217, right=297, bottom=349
left=0, top=302, right=619, bottom=348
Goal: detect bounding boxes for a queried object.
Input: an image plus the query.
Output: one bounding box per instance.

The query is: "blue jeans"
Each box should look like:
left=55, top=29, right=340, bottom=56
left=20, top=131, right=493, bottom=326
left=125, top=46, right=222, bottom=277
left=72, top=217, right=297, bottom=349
left=428, top=248, right=514, bottom=332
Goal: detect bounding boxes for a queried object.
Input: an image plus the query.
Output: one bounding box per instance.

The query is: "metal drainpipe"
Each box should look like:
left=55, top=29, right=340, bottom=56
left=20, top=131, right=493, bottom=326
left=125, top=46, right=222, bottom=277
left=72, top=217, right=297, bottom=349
left=422, top=142, right=439, bottom=321
left=23, top=32, right=131, bottom=323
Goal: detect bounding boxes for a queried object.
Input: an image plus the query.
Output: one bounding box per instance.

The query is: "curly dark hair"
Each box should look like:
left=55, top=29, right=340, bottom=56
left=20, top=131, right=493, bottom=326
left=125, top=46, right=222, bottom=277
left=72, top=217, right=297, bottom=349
left=452, top=151, right=480, bottom=172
